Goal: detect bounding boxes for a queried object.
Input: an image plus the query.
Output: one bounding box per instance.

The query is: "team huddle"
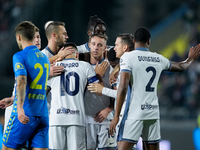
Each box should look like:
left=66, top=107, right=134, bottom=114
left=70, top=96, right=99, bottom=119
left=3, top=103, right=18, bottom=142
left=0, top=15, right=200, bottom=150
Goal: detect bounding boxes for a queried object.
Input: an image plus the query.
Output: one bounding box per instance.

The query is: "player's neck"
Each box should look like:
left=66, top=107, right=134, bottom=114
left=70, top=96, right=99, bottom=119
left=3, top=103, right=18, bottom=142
left=22, top=41, right=34, bottom=50
left=90, top=55, right=104, bottom=65
left=135, top=42, right=149, bottom=49
left=47, top=41, right=59, bottom=55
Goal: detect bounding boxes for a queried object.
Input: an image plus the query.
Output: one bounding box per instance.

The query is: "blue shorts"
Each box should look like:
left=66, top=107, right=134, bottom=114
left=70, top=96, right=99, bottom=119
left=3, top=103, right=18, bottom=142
left=3, top=115, right=49, bottom=149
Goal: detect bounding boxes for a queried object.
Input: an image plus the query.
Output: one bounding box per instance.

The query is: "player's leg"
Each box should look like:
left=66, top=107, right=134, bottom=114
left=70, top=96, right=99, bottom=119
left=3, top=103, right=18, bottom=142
left=117, top=141, right=134, bottom=150
left=117, top=119, right=143, bottom=150
left=142, top=119, right=161, bottom=150
left=86, top=123, right=98, bottom=150
left=66, top=125, right=86, bottom=150
left=143, top=143, right=159, bottom=150
left=97, top=124, right=116, bottom=150
left=28, top=116, right=49, bottom=149
left=48, top=126, right=66, bottom=150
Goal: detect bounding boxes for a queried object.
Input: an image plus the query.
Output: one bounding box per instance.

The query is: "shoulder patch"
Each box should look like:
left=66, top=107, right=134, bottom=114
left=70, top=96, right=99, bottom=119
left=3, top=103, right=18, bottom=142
left=15, top=63, right=24, bottom=71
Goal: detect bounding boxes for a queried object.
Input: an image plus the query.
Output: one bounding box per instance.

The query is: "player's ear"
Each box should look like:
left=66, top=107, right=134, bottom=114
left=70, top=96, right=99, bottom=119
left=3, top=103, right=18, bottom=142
left=87, top=30, right=92, bottom=36
left=133, top=38, right=135, bottom=44
left=76, top=52, right=79, bottom=60
left=123, top=45, right=128, bottom=52
left=147, top=39, right=151, bottom=46
left=52, top=32, right=57, bottom=38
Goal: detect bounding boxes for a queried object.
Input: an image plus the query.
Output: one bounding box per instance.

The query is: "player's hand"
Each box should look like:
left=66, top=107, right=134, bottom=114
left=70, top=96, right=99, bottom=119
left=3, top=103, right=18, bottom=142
left=0, top=97, right=14, bottom=109
left=56, top=46, right=74, bottom=62
left=109, top=116, right=119, bottom=136
left=49, top=63, right=64, bottom=77
left=18, top=107, right=29, bottom=124
left=94, top=109, right=109, bottom=123
left=87, top=82, right=104, bottom=94
left=109, top=68, right=119, bottom=85
left=95, top=61, right=109, bottom=77
left=188, top=44, right=200, bottom=61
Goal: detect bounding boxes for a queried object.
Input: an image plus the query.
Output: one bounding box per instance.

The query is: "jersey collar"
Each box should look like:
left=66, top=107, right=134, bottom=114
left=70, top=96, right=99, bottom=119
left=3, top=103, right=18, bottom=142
left=135, top=47, right=149, bottom=52
left=23, top=45, right=37, bottom=51
left=45, top=46, right=55, bottom=55
left=63, top=58, right=76, bottom=60
left=85, top=43, right=90, bottom=52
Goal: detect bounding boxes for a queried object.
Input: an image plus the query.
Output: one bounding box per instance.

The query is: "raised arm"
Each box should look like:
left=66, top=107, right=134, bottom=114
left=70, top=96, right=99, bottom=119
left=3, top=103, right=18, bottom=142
left=170, top=44, right=200, bottom=72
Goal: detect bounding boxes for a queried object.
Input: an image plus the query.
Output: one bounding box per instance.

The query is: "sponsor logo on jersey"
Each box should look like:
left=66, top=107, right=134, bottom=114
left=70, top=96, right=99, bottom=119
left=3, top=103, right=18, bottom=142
left=57, top=107, right=80, bottom=115
left=141, top=103, right=158, bottom=110
left=15, top=62, right=24, bottom=71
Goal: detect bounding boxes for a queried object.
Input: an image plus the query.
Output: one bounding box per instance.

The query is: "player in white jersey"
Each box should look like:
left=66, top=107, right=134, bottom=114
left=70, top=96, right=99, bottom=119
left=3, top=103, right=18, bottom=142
left=41, top=21, right=74, bottom=113
left=109, top=27, right=200, bottom=150
left=0, top=27, right=42, bottom=133
left=84, top=34, right=116, bottom=150
left=88, top=34, right=136, bottom=148
left=47, top=42, right=100, bottom=150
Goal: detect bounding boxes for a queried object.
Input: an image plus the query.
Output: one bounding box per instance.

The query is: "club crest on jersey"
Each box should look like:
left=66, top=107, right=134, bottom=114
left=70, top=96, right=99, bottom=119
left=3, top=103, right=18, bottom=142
left=15, top=63, right=24, bottom=71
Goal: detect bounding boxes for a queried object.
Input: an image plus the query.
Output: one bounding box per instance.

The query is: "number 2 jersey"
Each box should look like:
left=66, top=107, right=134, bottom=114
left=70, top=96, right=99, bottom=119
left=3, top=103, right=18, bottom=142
left=120, top=47, right=171, bottom=120
left=12, top=45, right=50, bottom=117
left=47, top=58, right=99, bottom=126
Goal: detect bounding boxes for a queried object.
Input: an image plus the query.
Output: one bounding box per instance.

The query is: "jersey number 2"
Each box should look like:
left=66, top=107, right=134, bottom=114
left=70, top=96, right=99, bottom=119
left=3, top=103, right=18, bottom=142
left=61, top=72, right=80, bottom=96
left=145, top=66, right=156, bottom=92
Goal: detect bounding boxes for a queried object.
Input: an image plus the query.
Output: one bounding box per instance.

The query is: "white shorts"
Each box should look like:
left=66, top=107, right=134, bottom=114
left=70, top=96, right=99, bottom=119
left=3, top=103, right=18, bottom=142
left=118, top=119, right=161, bottom=144
left=86, top=123, right=116, bottom=150
left=49, top=125, right=86, bottom=150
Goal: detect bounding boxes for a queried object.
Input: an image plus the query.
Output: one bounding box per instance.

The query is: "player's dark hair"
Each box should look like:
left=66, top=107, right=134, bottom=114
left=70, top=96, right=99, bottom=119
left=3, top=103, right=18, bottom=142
left=45, top=21, right=65, bottom=40
left=91, top=34, right=108, bottom=42
left=107, top=47, right=118, bottom=62
left=117, top=33, right=134, bottom=51
left=63, top=42, right=77, bottom=50
left=87, top=15, right=107, bottom=32
left=134, top=27, right=151, bottom=43
left=15, top=21, right=36, bottom=41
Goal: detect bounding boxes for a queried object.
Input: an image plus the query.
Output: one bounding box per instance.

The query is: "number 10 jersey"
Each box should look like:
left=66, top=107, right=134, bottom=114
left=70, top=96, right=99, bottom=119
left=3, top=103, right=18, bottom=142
left=47, top=58, right=98, bottom=126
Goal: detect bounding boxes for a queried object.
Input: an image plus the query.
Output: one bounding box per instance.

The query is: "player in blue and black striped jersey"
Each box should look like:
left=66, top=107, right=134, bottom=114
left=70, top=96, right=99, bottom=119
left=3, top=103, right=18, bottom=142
left=2, top=21, right=50, bottom=150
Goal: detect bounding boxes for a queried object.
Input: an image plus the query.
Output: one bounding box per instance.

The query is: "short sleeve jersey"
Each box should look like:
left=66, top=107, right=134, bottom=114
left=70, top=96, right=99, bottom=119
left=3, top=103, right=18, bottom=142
left=47, top=58, right=98, bottom=126
left=12, top=45, right=50, bottom=117
left=120, top=47, right=171, bottom=120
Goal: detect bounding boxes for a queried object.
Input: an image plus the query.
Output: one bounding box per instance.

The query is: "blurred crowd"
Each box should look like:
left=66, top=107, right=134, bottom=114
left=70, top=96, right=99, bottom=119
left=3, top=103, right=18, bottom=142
left=0, top=0, right=26, bottom=43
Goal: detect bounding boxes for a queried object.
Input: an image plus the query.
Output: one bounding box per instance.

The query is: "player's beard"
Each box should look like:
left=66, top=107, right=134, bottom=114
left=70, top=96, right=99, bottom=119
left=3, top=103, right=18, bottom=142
left=57, top=36, right=66, bottom=49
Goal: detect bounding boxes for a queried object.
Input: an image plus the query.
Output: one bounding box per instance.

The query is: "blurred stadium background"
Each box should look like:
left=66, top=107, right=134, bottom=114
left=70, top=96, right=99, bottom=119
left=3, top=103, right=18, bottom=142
left=0, top=0, right=200, bottom=149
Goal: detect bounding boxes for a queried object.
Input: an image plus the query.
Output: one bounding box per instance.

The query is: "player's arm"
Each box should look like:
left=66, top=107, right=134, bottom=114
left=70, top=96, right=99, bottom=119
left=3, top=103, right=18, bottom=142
left=170, top=44, right=200, bottom=71
left=0, top=96, right=14, bottom=109
left=16, top=75, right=29, bottom=124
left=109, top=64, right=119, bottom=85
left=87, top=82, right=117, bottom=98
left=49, top=46, right=74, bottom=64
left=109, top=71, right=130, bottom=136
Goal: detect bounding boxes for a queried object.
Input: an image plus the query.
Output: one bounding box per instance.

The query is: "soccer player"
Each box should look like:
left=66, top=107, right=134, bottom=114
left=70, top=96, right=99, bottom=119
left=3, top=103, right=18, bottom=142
left=109, top=27, right=200, bottom=150
left=0, top=27, right=42, bottom=134
left=2, top=21, right=50, bottom=150
left=87, top=33, right=135, bottom=147
left=77, top=15, right=108, bottom=53
left=47, top=42, right=100, bottom=150
left=41, top=21, right=74, bottom=113
left=84, top=34, right=116, bottom=150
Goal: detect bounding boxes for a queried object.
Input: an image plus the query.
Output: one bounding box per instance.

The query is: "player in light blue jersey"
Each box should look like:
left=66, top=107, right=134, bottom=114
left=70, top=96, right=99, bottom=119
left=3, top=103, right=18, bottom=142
left=2, top=21, right=50, bottom=150
left=109, top=27, right=200, bottom=150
